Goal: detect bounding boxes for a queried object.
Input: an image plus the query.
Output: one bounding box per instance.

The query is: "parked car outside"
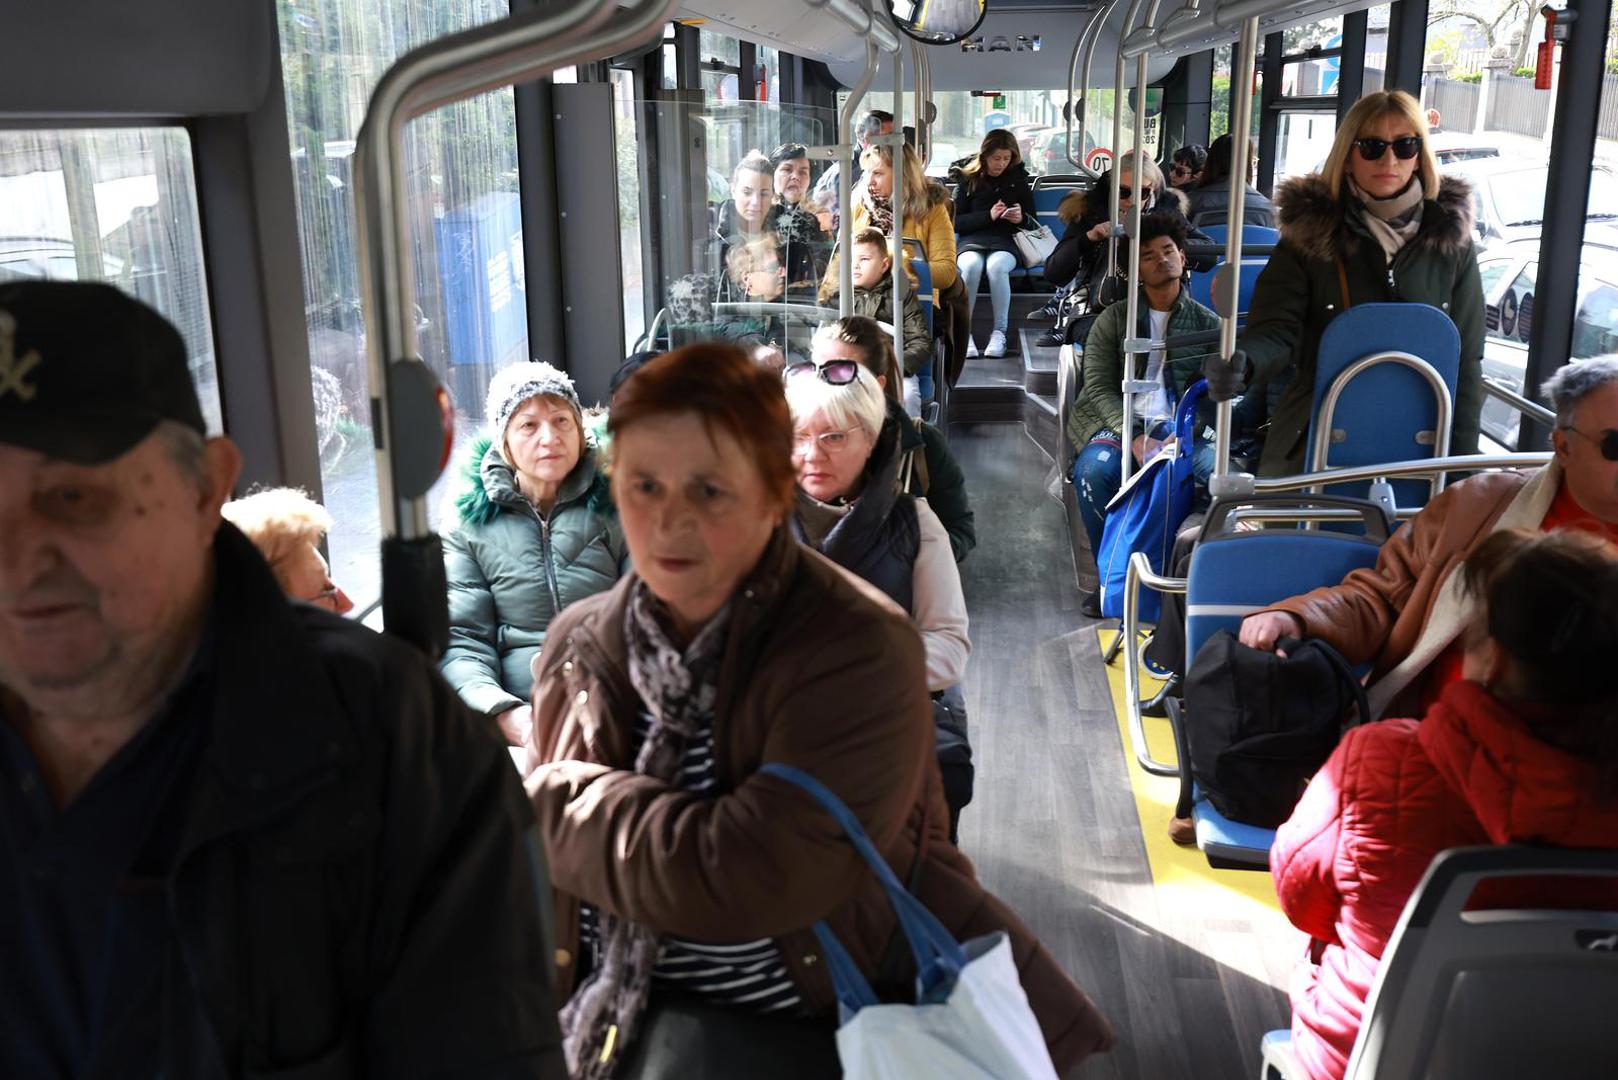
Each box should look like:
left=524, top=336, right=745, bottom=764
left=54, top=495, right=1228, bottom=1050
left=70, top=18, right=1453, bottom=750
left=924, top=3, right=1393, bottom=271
left=1473, top=238, right=1618, bottom=448
left=1443, top=157, right=1618, bottom=251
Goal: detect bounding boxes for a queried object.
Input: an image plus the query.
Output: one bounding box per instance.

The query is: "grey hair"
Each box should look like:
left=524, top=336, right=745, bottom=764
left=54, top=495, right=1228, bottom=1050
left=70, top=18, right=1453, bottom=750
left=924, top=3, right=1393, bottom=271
left=156, top=419, right=208, bottom=487
left=1543, top=356, right=1618, bottom=429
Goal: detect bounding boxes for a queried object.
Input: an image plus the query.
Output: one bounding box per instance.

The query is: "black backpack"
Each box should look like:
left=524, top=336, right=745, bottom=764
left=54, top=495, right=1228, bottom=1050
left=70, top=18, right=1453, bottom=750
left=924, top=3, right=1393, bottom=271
left=1183, top=630, right=1370, bottom=828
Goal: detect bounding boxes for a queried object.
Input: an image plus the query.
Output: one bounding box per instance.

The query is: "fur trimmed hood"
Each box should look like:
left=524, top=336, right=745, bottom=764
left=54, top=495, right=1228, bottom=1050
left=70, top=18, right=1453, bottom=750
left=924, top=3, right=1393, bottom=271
left=1273, top=172, right=1475, bottom=264
left=453, top=434, right=612, bottom=528
left=1058, top=183, right=1189, bottom=226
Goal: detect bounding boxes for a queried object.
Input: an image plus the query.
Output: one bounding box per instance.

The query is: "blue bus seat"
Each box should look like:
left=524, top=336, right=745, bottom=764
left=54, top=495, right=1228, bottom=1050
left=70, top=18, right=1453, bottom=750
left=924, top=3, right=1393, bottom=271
left=1167, top=495, right=1385, bottom=870
left=1198, top=224, right=1280, bottom=247
left=1306, top=303, right=1461, bottom=514
left=1006, top=177, right=1085, bottom=280
left=1189, top=258, right=1266, bottom=323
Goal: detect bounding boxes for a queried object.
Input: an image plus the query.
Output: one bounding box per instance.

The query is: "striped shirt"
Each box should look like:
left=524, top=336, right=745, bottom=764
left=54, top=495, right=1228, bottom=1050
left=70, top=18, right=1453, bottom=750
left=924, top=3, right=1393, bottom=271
left=578, top=711, right=802, bottom=1014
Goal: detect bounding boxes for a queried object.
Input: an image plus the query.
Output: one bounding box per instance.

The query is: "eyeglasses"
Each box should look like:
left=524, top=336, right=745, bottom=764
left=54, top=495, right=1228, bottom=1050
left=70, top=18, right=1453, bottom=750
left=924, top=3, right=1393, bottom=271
left=1118, top=185, right=1155, bottom=201
left=792, top=429, right=858, bottom=455
left=1353, top=136, right=1423, bottom=161
left=1170, top=164, right=1193, bottom=177
left=1563, top=425, right=1618, bottom=462
left=786, top=358, right=860, bottom=385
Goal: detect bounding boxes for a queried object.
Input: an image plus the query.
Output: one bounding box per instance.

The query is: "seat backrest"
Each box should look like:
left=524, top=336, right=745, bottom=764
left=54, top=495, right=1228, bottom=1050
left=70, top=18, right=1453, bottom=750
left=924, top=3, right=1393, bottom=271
left=903, top=236, right=935, bottom=335
left=1185, top=496, right=1387, bottom=665
left=1346, top=846, right=1618, bottom=1080
left=1198, top=224, right=1281, bottom=247
left=1189, top=259, right=1267, bottom=320
left=1305, top=302, right=1462, bottom=511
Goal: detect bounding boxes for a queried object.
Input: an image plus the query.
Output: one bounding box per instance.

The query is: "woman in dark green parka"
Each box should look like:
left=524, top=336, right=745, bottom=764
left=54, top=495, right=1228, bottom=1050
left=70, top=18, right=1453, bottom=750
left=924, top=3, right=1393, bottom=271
left=442, top=361, right=628, bottom=746
left=1205, top=90, right=1486, bottom=476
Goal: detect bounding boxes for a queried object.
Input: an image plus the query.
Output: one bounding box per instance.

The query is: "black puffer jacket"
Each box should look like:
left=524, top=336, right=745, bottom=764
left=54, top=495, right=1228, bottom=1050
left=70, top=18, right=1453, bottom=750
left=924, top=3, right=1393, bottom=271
left=1045, top=183, right=1212, bottom=299
left=951, top=160, right=1038, bottom=257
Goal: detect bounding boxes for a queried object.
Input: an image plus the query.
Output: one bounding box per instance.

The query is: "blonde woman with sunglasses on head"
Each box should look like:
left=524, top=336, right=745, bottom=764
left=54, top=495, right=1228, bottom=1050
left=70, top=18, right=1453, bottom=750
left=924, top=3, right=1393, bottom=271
left=1202, top=90, right=1486, bottom=477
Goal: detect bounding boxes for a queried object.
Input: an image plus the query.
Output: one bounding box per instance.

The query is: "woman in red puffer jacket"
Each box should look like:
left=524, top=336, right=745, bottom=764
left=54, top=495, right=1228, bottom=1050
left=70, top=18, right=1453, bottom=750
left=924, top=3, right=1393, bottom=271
left=1272, top=528, right=1618, bottom=1080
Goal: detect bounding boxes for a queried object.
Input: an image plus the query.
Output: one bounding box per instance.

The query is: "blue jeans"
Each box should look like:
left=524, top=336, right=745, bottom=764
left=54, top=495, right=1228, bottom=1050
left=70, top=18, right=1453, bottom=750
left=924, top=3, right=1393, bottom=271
left=1072, top=429, right=1217, bottom=558
left=957, top=249, right=1017, bottom=332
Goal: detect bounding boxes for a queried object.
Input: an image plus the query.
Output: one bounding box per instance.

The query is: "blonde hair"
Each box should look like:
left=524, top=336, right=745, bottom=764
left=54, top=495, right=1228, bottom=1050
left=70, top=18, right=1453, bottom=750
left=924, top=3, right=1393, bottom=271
left=784, top=360, right=888, bottom=444
left=860, top=142, right=931, bottom=222
left=1323, top=91, right=1439, bottom=201
left=1114, top=153, right=1165, bottom=195
left=222, top=487, right=333, bottom=579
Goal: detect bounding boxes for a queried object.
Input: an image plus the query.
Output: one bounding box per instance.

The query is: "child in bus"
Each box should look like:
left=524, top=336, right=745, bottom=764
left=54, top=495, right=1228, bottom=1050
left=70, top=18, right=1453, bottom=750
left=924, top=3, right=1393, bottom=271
left=1272, top=528, right=1618, bottom=1080
left=820, top=227, right=930, bottom=413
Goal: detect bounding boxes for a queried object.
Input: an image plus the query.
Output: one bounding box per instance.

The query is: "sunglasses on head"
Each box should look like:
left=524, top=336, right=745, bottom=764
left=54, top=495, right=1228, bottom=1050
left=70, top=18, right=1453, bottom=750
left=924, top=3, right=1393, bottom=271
left=1353, top=135, right=1423, bottom=161
left=1564, top=426, right=1618, bottom=462
left=786, top=358, right=860, bottom=385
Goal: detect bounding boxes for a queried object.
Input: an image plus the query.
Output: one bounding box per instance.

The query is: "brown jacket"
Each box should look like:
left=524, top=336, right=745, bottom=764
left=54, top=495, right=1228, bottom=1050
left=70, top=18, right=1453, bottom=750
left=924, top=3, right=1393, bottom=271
left=1267, top=464, right=1559, bottom=717
left=526, top=529, right=1115, bottom=1071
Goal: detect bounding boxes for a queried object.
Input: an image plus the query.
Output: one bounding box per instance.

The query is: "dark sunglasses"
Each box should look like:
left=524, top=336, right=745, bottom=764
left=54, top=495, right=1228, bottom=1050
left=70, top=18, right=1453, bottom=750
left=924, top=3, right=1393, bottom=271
left=1118, top=185, right=1154, bottom=200
left=787, top=358, right=860, bottom=385
left=1564, top=426, right=1618, bottom=462
left=1353, top=135, right=1423, bottom=161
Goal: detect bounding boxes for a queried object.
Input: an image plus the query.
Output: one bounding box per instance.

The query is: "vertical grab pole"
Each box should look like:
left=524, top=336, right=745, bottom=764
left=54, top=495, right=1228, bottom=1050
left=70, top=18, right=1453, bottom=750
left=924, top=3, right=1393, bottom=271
left=1122, top=0, right=1166, bottom=490
left=1111, top=0, right=1147, bottom=486
left=839, top=38, right=880, bottom=317
left=1210, top=14, right=1259, bottom=495
left=890, top=44, right=905, bottom=379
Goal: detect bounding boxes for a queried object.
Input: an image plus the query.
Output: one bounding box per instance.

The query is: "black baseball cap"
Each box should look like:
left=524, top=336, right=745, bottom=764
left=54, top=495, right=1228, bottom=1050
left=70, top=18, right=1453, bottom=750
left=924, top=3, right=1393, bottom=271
left=0, top=280, right=206, bottom=465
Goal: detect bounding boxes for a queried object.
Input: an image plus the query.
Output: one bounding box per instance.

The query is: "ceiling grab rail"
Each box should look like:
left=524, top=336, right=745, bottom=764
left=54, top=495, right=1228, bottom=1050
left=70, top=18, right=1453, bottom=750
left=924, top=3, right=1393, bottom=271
left=1208, top=12, right=1261, bottom=497
left=910, top=38, right=929, bottom=164
left=805, top=0, right=901, bottom=51
left=353, top=0, right=674, bottom=654
left=1067, top=0, right=1119, bottom=170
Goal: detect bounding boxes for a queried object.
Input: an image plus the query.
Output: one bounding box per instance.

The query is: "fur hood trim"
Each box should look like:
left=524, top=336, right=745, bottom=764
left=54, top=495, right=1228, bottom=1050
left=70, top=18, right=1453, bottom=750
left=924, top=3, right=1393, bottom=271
left=1058, top=183, right=1189, bottom=225
left=1273, top=172, right=1475, bottom=263
left=453, top=434, right=613, bottom=528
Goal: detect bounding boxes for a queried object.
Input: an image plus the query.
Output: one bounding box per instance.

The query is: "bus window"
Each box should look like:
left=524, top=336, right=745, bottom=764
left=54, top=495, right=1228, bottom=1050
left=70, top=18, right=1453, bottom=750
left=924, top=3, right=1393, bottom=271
left=277, top=0, right=521, bottom=616
left=0, top=128, right=223, bottom=435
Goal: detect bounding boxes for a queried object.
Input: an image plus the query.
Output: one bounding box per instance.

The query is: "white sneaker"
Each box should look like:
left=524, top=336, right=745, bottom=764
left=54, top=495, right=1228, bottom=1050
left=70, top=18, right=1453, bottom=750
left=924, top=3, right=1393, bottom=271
left=965, top=338, right=980, bottom=359
left=985, top=330, right=1008, bottom=358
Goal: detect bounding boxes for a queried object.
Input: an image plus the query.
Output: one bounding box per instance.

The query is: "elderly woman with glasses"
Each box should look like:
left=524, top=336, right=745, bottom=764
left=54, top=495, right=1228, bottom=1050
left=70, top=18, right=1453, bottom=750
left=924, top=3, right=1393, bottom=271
left=1202, top=90, right=1486, bottom=476
left=525, top=343, right=1115, bottom=1076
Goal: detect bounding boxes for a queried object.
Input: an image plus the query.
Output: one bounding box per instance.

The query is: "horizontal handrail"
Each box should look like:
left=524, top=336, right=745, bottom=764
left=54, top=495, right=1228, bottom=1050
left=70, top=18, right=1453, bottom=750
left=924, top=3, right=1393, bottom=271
left=1483, top=376, right=1556, bottom=427
left=805, top=0, right=901, bottom=52
left=1249, top=452, right=1551, bottom=494
left=1186, top=242, right=1277, bottom=258
left=1124, top=551, right=1183, bottom=777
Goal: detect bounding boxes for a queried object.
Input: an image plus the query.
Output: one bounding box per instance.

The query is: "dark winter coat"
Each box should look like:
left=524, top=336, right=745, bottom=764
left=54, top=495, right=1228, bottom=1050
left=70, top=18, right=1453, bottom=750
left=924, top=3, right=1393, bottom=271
left=1046, top=184, right=1211, bottom=299
left=1239, top=173, right=1485, bottom=476
left=899, top=413, right=976, bottom=562
left=766, top=200, right=831, bottom=288
left=107, top=523, right=563, bottom=1077
left=951, top=160, right=1038, bottom=257
left=850, top=271, right=933, bottom=376
left=442, top=438, right=627, bottom=718
left=1185, top=176, right=1277, bottom=229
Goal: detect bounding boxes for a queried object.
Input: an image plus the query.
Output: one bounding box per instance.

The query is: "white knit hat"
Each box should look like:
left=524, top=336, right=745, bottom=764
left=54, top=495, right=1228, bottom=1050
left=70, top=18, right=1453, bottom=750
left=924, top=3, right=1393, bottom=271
left=486, top=360, right=581, bottom=443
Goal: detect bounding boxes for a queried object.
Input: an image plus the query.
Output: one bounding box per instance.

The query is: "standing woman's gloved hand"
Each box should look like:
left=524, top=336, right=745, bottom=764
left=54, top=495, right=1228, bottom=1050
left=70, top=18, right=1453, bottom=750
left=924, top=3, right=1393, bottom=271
left=1202, top=347, right=1251, bottom=402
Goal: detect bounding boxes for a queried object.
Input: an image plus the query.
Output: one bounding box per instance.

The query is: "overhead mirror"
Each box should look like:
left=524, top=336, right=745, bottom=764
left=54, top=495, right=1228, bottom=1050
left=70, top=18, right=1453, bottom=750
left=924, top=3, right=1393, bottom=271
left=890, top=0, right=988, bottom=46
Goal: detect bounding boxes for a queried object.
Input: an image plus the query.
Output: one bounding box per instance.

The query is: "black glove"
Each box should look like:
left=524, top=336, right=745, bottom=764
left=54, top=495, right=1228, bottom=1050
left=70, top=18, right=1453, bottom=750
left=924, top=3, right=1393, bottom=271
left=1202, top=348, right=1250, bottom=403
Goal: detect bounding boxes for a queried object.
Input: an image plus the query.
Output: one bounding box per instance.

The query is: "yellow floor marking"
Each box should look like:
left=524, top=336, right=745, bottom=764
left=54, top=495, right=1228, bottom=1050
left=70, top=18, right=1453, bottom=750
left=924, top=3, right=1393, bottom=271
left=1098, top=628, right=1282, bottom=915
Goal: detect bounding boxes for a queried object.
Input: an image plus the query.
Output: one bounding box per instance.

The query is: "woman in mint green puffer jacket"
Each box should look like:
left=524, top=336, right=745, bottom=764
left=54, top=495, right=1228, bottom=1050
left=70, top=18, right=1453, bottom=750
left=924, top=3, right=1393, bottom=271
left=441, top=361, right=628, bottom=745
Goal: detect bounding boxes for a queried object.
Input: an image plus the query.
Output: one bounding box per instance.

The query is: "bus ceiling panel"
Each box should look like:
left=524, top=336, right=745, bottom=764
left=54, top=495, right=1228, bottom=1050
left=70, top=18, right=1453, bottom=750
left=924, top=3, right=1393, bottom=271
left=827, top=11, right=1174, bottom=91
left=1136, top=0, right=1381, bottom=58
left=676, top=0, right=898, bottom=65
left=0, top=0, right=272, bottom=118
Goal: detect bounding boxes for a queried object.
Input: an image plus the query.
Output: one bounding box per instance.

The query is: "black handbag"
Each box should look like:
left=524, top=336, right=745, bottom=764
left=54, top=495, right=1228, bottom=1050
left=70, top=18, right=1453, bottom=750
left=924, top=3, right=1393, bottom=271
left=1183, top=631, right=1369, bottom=827
left=614, top=991, right=841, bottom=1078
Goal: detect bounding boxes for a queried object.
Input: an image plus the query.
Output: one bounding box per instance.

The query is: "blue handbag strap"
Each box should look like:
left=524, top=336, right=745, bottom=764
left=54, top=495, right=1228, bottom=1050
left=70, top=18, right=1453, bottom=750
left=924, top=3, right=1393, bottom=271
left=1175, top=377, right=1208, bottom=446
left=759, top=762, right=967, bottom=1015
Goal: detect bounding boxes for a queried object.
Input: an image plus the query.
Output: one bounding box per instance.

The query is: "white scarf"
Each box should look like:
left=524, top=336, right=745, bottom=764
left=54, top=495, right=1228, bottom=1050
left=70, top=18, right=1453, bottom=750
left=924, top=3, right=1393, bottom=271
left=1352, top=177, right=1426, bottom=263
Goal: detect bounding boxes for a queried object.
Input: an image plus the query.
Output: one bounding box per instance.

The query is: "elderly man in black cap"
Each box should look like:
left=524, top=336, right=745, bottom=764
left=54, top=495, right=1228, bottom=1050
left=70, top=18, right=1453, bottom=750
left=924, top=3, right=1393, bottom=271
left=0, top=282, right=563, bottom=1077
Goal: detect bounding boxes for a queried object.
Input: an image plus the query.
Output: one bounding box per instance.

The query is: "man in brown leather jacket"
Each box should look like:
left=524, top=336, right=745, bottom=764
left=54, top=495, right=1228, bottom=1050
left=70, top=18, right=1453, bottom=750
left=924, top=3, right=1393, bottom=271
left=1240, top=357, right=1618, bottom=718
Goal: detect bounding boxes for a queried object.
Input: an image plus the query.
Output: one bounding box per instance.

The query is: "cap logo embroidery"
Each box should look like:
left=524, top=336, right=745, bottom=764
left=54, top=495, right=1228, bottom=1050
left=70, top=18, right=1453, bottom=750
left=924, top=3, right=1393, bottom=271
left=0, top=311, right=43, bottom=403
